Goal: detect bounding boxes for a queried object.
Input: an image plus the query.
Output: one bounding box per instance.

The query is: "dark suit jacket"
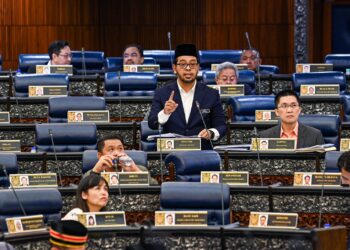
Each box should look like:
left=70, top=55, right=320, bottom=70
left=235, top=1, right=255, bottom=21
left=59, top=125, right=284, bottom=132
left=259, top=123, right=325, bottom=148
left=148, top=80, right=227, bottom=149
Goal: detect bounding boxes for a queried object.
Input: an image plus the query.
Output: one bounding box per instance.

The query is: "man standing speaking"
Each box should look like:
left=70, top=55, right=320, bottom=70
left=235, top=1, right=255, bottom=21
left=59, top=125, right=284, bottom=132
left=148, top=44, right=226, bottom=149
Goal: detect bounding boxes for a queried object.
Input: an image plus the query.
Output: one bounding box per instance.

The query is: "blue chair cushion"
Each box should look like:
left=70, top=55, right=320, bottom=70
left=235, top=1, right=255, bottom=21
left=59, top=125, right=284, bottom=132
left=35, top=123, right=97, bottom=152
left=18, top=54, right=50, bottom=73
left=140, top=121, right=158, bottom=151
left=164, top=151, right=221, bottom=182
left=341, top=95, right=350, bottom=122
left=143, top=50, right=175, bottom=72
left=48, top=96, right=106, bottom=123
left=0, top=153, right=18, bottom=187
left=71, top=51, right=104, bottom=74
left=325, top=151, right=342, bottom=172
left=228, top=95, right=275, bottom=122
left=325, top=54, right=350, bottom=72
left=199, top=50, right=242, bottom=70
left=259, top=65, right=280, bottom=74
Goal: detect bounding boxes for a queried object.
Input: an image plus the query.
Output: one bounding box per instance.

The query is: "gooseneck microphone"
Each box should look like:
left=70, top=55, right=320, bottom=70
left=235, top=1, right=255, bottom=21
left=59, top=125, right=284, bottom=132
left=244, top=32, right=261, bottom=95
left=118, top=70, right=122, bottom=121
left=318, top=166, right=327, bottom=227
left=1, top=164, right=27, bottom=216
left=81, top=47, right=86, bottom=84
left=48, top=129, right=63, bottom=187
left=195, top=100, right=214, bottom=149
left=158, top=124, right=164, bottom=184
left=167, top=32, right=173, bottom=65
left=253, top=127, right=263, bottom=186
left=10, top=69, right=22, bottom=123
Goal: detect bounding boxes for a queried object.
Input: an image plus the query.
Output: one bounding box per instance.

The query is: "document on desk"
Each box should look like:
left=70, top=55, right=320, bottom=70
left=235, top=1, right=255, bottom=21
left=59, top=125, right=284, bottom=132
left=147, top=133, right=199, bottom=141
left=214, top=144, right=251, bottom=151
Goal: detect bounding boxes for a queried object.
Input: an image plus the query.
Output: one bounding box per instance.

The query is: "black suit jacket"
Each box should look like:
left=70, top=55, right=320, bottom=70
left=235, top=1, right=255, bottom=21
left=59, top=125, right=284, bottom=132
left=259, top=123, right=325, bottom=148
left=148, top=80, right=227, bottom=149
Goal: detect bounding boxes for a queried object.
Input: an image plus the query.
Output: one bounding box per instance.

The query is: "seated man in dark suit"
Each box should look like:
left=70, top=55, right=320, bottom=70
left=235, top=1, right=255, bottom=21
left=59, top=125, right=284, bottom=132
left=260, top=90, right=324, bottom=148
left=123, top=43, right=144, bottom=65
left=337, top=151, right=350, bottom=185
left=148, top=43, right=227, bottom=150
left=240, top=49, right=261, bottom=72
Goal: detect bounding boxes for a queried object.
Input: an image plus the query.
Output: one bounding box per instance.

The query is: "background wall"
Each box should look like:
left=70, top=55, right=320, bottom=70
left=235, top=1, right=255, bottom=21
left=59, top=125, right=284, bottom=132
left=0, top=0, right=294, bottom=73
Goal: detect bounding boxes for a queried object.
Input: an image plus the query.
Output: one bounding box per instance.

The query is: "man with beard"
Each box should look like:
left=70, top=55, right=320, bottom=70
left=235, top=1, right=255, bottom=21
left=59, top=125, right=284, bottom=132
left=123, top=44, right=144, bottom=65
left=148, top=44, right=226, bottom=150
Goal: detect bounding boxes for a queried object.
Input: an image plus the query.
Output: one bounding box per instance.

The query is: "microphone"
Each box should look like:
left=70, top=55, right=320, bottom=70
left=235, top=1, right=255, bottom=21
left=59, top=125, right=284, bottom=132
left=1, top=164, right=27, bottom=216
left=158, top=124, right=164, bottom=184
left=48, top=129, right=63, bottom=187
left=118, top=70, right=122, bottom=122
left=81, top=47, right=86, bottom=83
left=195, top=100, right=214, bottom=149
left=318, top=166, right=327, bottom=227
left=253, top=127, right=263, bottom=186
left=167, top=32, right=173, bottom=66
left=110, top=160, right=125, bottom=211
left=10, top=69, right=22, bottom=123
left=244, top=32, right=261, bottom=95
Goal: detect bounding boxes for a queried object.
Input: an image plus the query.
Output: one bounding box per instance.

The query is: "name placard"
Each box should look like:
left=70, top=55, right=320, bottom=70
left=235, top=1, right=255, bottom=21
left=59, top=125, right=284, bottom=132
left=67, top=110, right=110, bottom=123
left=155, top=211, right=208, bottom=227
left=201, top=171, right=249, bottom=185
left=157, top=138, right=201, bottom=151
left=211, top=64, right=248, bottom=71
left=300, top=84, right=339, bottom=96
left=6, top=215, right=45, bottom=234
left=77, top=212, right=126, bottom=228
left=101, top=172, right=149, bottom=186
left=208, top=85, right=244, bottom=96
left=36, top=65, right=73, bottom=75
left=123, top=64, right=160, bottom=73
left=0, top=140, right=21, bottom=152
left=251, top=138, right=296, bottom=151
left=296, top=63, right=333, bottom=73
left=0, top=112, right=10, bottom=123
left=9, top=173, right=58, bottom=188
left=340, top=138, right=350, bottom=151
left=249, top=212, right=298, bottom=229
left=255, top=110, right=278, bottom=123
left=293, top=172, right=341, bottom=186
left=28, top=85, right=67, bottom=97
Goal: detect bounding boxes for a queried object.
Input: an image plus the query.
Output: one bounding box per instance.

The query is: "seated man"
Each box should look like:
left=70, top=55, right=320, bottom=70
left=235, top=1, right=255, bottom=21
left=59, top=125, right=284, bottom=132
left=28, top=40, right=75, bottom=73
left=215, top=61, right=252, bottom=94
left=240, top=49, right=261, bottom=71
left=260, top=90, right=324, bottom=148
left=123, top=44, right=144, bottom=65
left=84, top=135, right=157, bottom=184
left=337, top=151, right=350, bottom=185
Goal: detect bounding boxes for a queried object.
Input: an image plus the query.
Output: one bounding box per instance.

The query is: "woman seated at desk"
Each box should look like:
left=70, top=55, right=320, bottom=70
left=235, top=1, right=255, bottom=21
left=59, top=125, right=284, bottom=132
left=63, top=173, right=109, bottom=220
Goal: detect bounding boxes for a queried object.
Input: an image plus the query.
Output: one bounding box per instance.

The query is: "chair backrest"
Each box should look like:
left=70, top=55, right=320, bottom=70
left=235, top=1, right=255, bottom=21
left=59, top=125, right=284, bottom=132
left=48, top=96, right=106, bottom=123
left=35, top=123, right=97, bottom=152
left=341, top=95, right=350, bottom=122
left=18, top=54, right=50, bottom=73
left=104, top=72, right=157, bottom=96
left=325, top=151, right=342, bottom=172
left=105, top=57, right=156, bottom=72
left=198, top=50, right=242, bottom=70
left=0, top=188, right=62, bottom=232
left=259, top=65, right=280, bottom=74
left=82, top=149, right=148, bottom=174
left=143, top=50, right=175, bottom=72
left=140, top=121, right=158, bottom=151
left=292, top=71, right=346, bottom=94
left=228, top=95, right=275, bottom=122
left=0, top=153, right=18, bottom=188
left=299, top=115, right=340, bottom=148
left=164, top=150, right=221, bottom=182
left=160, top=182, right=231, bottom=225
left=71, top=51, right=105, bottom=74
left=14, top=74, right=69, bottom=97
left=325, top=54, right=350, bottom=72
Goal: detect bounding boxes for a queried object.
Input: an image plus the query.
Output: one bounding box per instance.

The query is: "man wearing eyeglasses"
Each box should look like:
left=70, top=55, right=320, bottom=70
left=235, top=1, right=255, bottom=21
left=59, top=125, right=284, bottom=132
left=260, top=90, right=324, bottom=148
left=148, top=43, right=226, bottom=150
left=240, top=49, right=261, bottom=71
left=123, top=44, right=144, bottom=65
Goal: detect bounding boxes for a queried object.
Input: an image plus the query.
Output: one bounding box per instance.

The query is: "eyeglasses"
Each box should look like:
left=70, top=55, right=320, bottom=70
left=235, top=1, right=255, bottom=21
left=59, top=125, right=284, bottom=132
left=59, top=54, right=72, bottom=58
left=218, top=76, right=237, bottom=82
left=277, top=103, right=299, bottom=110
left=176, top=63, right=198, bottom=69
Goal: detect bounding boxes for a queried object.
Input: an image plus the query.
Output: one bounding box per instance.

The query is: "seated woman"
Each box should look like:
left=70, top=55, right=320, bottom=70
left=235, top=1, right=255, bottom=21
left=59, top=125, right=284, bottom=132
left=63, top=173, right=109, bottom=220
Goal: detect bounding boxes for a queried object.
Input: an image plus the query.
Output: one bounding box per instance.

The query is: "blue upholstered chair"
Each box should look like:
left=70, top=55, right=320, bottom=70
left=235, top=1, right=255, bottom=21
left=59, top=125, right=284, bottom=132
left=82, top=149, right=148, bottom=174
left=18, top=54, right=50, bottom=73
left=104, top=72, right=157, bottom=96
left=341, top=95, right=350, bottom=122
left=198, top=50, right=242, bottom=71
left=140, top=121, right=158, bottom=151
left=259, top=65, right=280, bottom=74
left=14, top=74, right=69, bottom=97
left=292, top=71, right=347, bottom=95
left=164, top=151, right=221, bottom=182
left=143, top=50, right=174, bottom=73
left=228, top=95, right=275, bottom=122
left=160, top=182, right=231, bottom=225
left=299, top=115, right=340, bottom=148
left=48, top=96, right=106, bottom=123
left=71, top=51, right=105, bottom=75
left=105, top=57, right=156, bottom=72
left=325, top=54, right=350, bottom=72
left=0, top=153, right=18, bottom=188
left=324, top=151, right=342, bottom=172
left=35, top=123, right=97, bottom=152
left=0, top=188, right=62, bottom=232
